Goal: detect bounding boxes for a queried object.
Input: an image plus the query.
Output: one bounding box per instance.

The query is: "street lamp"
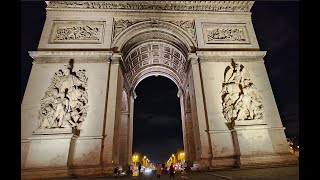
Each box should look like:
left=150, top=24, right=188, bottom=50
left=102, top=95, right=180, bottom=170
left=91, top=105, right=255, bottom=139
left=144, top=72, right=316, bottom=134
left=132, top=154, right=139, bottom=167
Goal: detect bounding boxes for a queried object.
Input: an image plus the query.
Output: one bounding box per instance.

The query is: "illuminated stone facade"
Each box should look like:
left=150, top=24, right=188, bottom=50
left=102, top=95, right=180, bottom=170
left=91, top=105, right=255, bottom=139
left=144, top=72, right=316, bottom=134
left=21, top=1, right=298, bottom=179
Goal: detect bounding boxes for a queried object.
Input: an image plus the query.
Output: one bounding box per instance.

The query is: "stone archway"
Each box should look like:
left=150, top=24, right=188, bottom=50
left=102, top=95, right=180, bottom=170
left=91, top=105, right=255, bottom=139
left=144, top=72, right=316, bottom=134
left=21, top=2, right=298, bottom=179
left=115, top=29, right=199, bottom=167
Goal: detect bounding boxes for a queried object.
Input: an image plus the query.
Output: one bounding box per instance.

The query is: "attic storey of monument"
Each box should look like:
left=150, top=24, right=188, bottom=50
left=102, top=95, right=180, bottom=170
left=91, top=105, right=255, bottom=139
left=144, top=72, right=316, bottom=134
left=21, top=1, right=298, bottom=179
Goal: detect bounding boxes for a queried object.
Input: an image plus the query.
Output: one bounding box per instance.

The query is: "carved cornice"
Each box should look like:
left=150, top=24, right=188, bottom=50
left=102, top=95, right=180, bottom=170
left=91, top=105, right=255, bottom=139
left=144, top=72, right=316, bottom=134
left=29, top=51, right=113, bottom=63
left=111, top=53, right=122, bottom=64
left=188, top=53, right=199, bottom=64
left=196, top=51, right=266, bottom=62
left=47, top=1, right=254, bottom=12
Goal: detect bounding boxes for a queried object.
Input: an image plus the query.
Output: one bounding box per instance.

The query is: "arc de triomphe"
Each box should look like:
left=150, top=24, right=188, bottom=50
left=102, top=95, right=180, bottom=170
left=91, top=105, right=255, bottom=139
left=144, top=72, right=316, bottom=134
left=21, top=1, right=298, bottom=179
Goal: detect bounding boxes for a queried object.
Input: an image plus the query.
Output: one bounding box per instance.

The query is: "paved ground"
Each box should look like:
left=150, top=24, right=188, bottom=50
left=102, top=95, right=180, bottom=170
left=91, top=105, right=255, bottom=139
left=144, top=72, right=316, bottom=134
left=45, top=166, right=299, bottom=180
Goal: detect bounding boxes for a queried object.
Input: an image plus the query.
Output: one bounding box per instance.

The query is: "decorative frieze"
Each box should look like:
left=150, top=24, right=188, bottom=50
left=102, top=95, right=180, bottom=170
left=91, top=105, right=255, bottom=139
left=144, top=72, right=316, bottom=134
left=202, top=23, right=250, bottom=44
left=29, top=51, right=113, bottom=63
left=50, top=21, right=105, bottom=44
left=221, top=61, right=264, bottom=124
left=47, top=1, right=254, bottom=12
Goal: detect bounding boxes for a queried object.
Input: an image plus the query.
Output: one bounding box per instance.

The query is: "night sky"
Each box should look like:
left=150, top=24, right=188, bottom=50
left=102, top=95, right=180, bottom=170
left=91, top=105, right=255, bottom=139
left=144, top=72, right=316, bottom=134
left=21, top=2, right=298, bottom=164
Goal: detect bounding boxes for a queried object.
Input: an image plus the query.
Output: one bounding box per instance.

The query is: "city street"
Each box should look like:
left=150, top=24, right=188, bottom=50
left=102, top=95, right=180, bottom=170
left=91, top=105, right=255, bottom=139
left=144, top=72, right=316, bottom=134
left=44, top=166, right=298, bottom=180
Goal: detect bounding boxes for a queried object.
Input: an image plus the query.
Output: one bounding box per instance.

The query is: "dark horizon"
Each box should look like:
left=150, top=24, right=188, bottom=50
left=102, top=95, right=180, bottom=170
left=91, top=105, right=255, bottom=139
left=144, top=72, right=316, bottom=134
left=21, top=1, right=299, bottom=165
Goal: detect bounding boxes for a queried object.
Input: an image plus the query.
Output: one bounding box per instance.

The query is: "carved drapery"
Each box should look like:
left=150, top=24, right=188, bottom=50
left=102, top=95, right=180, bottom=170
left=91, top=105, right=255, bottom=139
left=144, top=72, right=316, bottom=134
left=221, top=61, right=263, bottom=123
left=37, top=64, right=88, bottom=130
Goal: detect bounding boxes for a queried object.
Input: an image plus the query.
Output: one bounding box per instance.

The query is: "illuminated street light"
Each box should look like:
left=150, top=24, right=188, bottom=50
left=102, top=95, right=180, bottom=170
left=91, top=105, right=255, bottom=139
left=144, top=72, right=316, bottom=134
left=132, top=154, right=139, bottom=167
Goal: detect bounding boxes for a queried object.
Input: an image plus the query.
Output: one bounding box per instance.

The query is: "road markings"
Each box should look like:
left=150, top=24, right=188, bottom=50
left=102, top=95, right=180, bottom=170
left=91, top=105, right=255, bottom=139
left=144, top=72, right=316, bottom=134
left=210, top=173, right=233, bottom=179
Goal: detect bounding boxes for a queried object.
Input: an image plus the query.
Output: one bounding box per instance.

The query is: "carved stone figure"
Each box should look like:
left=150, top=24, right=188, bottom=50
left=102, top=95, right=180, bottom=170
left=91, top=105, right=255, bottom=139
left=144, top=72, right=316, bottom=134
left=37, top=64, right=88, bottom=130
left=221, top=61, right=263, bottom=123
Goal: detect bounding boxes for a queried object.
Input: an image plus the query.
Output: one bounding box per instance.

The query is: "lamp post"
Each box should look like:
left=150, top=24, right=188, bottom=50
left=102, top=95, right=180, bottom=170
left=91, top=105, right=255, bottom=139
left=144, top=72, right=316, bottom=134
left=132, top=154, right=139, bottom=167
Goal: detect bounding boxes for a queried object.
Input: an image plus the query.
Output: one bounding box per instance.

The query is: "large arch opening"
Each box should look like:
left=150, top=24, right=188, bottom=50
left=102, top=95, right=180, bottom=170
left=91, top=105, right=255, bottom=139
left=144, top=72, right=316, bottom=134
left=115, top=20, right=199, bottom=169
left=133, top=76, right=183, bottom=164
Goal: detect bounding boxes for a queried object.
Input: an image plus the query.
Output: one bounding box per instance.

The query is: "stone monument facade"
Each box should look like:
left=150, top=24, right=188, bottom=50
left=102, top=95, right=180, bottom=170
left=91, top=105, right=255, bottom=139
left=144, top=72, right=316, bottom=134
left=21, top=1, right=298, bottom=179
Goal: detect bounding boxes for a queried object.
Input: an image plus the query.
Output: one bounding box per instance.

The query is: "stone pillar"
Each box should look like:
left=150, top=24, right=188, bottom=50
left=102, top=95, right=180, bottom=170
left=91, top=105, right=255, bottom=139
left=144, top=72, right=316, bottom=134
left=184, top=92, right=196, bottom=165
left=178, top=89, right=187, bottom=164
left=119, top=90, right=130, bottom=168
left=128, top=91, right=136, bottom=165
left=188, top=53, right=213, bottom=169
left=101, top=54, right=123, bottom=173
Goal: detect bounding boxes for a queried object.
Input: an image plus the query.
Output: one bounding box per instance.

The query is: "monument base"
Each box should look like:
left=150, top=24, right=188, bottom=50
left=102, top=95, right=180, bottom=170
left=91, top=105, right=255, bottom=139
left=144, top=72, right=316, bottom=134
left=22, top=128, right=76, bottom=179
left=22, top=167, right=68, bottom=180
left=69, top=164, right=122, bottom=177
left=193, top=158, right=212, bottom=170
left=239, top=153, right=298, bottom=168
left=211, top=156, right=240, bottom=169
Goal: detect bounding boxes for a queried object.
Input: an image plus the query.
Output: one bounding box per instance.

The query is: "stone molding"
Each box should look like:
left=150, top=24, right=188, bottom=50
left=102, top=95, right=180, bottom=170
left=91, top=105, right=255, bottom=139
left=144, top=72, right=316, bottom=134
left=76, top=136, right=103, bottom=140
left=188, top=53, right=199, bottom=64
left=27, top=133, right=76, bottom=140
left=207, top=130, right=231, bottom=134
left=110, top=53, right=122, bottom=64
left=196, top=51, right=266, bottom=62
left=232, top=124, right=271, bottom=131
left=269, top=127, right=286, bottom=130
left=29, top=51, right=113, bottom=63
left=21, top=139, right=30, bottom=143
left=47, top=1, right=254, bottom=12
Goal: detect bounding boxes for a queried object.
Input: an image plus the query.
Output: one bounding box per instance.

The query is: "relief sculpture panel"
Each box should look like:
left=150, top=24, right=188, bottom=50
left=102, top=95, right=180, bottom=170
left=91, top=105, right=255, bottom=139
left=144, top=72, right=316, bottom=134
left=202, top=23, right=250, bottom=44
left=49, top=21, right=105, bottom=44
left=221, top=61, right=264, bottom=125
left=37, top=64, right=88, bottom=130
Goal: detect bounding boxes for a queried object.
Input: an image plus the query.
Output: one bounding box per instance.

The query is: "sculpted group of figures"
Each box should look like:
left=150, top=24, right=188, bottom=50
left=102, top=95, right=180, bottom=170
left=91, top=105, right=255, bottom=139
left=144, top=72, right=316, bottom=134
left=221, top=61, right=263, bottom=124
left=37, top=64, right=88, bottom=130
